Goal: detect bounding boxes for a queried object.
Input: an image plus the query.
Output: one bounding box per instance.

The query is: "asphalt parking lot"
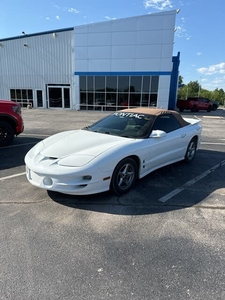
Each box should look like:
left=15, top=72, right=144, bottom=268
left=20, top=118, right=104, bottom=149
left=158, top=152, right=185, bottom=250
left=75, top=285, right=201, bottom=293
left=0, top=107, right=225, bottom=300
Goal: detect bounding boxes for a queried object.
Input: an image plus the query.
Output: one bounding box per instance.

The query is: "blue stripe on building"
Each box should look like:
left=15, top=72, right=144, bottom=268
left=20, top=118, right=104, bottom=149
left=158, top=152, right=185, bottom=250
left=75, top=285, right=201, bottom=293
left=74, top=71, right=172, bottom=76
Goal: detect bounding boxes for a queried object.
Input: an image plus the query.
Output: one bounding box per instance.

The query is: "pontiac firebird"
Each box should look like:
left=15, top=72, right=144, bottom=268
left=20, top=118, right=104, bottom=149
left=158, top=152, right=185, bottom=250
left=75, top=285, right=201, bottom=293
left=25, top=108, right=202, bottom=196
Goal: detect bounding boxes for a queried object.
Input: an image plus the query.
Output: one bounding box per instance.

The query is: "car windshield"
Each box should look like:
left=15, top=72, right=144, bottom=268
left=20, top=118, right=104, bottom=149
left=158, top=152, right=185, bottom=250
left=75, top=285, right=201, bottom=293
left=83, top=112, right=155, bottom=138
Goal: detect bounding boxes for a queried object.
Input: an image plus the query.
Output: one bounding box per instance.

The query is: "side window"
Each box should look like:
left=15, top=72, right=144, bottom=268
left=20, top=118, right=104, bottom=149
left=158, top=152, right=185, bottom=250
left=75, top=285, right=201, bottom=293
left=152, top=115, right=181, bottom=133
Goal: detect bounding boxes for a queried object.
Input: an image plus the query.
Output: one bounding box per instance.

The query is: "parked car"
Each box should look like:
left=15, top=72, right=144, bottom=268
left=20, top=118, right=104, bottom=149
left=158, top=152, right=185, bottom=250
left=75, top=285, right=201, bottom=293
left=0, top=100, right=24, bottom=147
left=211, top=101, right=219, bottom=111
left=177, top=97, right=213, bottom=112
left=25, top=108, right=202, bottom=196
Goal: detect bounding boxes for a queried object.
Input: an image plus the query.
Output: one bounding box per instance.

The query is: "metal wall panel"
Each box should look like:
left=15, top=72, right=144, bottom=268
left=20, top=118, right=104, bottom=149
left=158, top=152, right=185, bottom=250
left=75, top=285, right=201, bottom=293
left=0, top=30, right=74, bottom=104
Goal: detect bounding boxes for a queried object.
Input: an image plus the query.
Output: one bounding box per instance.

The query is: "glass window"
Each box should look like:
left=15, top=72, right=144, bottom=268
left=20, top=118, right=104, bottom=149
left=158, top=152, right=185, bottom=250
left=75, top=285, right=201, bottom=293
left=79, top=75, right=158, bottom=111
left=106, top=76, right=117, bottom=92
left=118, top=93, right=128, bottom=108
left=80, top=92, right=87, bottom=104
left=28, top=90, right=33, bottom=100
left=80, top=76, right=86, bottom=91
left=150, top=94, right=158, bottom=107
left=87, top=76, right=94, bottom=91
left=22, top=89, right=27, bottom=100
left=64, top=88, right=70, bottom=108
left=95, top=76, right=105, bottom=92
left=152, top=115, right=181, bottom=133
left=37, top=90, right=43, bottom=107
left=150, top=76, right=159, bottom=92
left=87, top=92, right=94, bottom=105
left=141, top=93, right=149, bottom=107
left=10, top=89, right=16, bottom=100
left=95, top=93, right=105, bottom=106
left=130, top=76, right=142, bottom=93
left=87, top=113, right=155, bottom=139
left=143, top=76, right=150, bottom=93
left=16, top=89, right=21, bottom=99
left=130, top=93, right=141, bottom=106
left=118, top=76, right=129, bottom=92
left=49, top=88, right=62, bottom=108
left=106, top=93, right=116, bottom=107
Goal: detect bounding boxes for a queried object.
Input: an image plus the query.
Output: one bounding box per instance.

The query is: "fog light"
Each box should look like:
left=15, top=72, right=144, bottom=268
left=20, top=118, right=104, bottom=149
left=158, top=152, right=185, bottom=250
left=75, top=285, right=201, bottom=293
left=43, top=176, right=53, bottom=186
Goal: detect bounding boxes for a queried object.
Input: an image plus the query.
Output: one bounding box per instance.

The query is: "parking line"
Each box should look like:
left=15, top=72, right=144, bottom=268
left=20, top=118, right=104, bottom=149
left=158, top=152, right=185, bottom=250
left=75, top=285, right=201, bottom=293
left=158, top=160, right=225, bottom=203
left=0, top=172, right=26, bottom=181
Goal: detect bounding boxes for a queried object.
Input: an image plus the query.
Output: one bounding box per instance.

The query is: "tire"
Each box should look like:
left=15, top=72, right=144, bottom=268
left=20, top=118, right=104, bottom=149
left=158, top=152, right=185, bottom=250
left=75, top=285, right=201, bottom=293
left=0, top=121, right=14, bottom=147
left=110, top=158, right=137, bottom=195
left=179, top=108, right=184, bottom=112
left=191, top=105, right=198, bottom=112
left=207, top=106, right=212, bottom=112
left=184, top=138, right=197, bottom=163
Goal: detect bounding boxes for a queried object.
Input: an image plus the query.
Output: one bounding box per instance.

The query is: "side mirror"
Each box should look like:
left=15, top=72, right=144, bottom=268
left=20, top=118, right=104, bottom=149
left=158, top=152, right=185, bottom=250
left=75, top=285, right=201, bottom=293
left=150, top=130, right=167, bottom=138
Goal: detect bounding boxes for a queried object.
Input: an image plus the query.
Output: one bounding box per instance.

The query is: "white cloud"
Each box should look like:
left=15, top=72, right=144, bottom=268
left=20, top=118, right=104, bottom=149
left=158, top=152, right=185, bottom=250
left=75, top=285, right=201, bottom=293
left=105, top=16, right=116, bottom=20
left=56, top=15, right=60, bottom=20
left=175, top=25, right=191, bottom=40
left=196, top=52, right=202, bottom=56
left=46, top=17, right=50, bottom=20
left=197, top=62, right=225, bottom=75
left=68, top=8, right=79, bottom=13
left=144, top=0, right=173, bottom=10
left=52, top=3, right=79, bottom=14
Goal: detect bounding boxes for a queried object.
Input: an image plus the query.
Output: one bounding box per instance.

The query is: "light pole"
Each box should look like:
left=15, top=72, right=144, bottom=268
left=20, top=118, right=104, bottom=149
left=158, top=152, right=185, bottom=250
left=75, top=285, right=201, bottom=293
left=198, top=76, right=202, bottom=97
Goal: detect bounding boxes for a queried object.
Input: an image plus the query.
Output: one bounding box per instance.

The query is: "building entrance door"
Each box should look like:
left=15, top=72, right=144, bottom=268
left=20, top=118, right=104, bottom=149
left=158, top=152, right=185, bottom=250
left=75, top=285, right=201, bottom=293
left=48, top=86, right=70, bottom=109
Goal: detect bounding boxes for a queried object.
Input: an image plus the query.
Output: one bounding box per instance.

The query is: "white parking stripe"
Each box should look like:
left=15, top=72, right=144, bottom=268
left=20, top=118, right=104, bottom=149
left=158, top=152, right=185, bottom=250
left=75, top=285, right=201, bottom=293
left=158, top=160, right=225, bottom=203
left=201, top=142, right=225, bottom=146
left=0, top=172, right=26, bottom=181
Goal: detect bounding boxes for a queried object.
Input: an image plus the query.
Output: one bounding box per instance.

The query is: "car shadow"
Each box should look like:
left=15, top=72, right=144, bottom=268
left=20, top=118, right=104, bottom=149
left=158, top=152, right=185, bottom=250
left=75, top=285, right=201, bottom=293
left=179, top=107, right=225, bottom=117
left=0, top=136, right=42, bottom=170
left=48, top=149, right=225, bottom=215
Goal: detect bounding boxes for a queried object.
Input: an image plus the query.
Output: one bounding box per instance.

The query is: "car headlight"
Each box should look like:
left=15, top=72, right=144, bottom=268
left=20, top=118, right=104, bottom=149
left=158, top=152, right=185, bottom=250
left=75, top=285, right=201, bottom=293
left=58, top=154, right=95, bottom=167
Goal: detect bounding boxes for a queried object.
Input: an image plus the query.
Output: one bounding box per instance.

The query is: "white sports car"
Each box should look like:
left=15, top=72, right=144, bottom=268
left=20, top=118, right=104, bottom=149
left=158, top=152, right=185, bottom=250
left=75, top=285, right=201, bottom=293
left=25, top=108, right=202, bottom=196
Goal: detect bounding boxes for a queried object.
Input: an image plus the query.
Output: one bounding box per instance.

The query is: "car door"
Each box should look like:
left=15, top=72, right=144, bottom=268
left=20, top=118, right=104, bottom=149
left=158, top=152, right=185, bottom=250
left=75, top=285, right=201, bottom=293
left=199, top=98, right=209, bottom=110
left=144, top=114, right=187, bottom=172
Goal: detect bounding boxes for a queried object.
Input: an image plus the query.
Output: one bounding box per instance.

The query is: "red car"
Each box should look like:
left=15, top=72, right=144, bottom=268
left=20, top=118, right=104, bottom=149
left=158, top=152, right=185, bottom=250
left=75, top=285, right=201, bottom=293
left=0, top=100, right=24, bottom=146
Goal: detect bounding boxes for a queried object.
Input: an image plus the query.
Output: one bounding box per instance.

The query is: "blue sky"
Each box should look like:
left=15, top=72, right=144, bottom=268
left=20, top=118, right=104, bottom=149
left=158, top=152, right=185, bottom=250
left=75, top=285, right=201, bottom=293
left=1, top=0, right=224, bottom=91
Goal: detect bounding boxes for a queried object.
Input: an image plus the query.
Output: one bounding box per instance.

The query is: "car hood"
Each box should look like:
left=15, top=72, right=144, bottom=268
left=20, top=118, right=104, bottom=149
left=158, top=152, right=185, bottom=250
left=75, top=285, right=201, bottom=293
left=40, top=129, right=132, bottom=159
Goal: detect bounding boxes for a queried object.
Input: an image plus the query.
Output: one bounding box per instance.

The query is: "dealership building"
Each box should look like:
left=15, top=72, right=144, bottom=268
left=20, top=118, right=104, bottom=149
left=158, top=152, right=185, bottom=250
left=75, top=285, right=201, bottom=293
left=0, top=10, right=179, bottom=111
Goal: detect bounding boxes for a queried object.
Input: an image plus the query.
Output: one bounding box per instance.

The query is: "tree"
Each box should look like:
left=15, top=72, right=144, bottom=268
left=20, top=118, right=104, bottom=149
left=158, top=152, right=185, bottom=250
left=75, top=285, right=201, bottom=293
left=178, top=75, right=183, bottom=85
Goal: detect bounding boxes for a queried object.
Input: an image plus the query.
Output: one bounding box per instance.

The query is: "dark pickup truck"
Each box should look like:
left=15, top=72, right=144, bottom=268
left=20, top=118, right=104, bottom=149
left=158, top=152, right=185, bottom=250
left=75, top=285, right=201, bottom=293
left=177, top=97, right=213, bottom=112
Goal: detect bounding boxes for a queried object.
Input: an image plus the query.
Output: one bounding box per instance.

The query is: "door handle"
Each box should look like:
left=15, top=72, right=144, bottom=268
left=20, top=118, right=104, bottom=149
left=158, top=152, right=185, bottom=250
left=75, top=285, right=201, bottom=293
left=181, top=134, right=186, bottom=138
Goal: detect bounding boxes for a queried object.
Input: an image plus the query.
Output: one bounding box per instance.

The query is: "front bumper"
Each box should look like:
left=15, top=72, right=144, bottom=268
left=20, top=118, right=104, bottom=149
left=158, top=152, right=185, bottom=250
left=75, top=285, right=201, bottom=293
left=25, top=166, right=111, bottom=195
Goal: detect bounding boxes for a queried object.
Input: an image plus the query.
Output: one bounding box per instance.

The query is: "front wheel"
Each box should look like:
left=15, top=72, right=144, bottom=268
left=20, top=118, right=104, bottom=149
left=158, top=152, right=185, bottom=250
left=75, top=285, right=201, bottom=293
left=110, top=158, right=137, bottom=195
left=0, top=121, right=14, bottom=147
left=184, top=138, right=197, bottom=162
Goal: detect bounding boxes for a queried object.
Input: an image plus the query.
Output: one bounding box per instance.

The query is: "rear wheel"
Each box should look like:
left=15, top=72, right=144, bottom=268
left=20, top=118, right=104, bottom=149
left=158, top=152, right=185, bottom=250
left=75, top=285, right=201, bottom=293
left=111, top=158, right=137, bottom=195
left=0, top=121, right=14, bottom=147
left=184, top=138, right=197, bottom=162
left=207, top=106, right=212, bottom=112
left=179, top=108, right=184, bottom=112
